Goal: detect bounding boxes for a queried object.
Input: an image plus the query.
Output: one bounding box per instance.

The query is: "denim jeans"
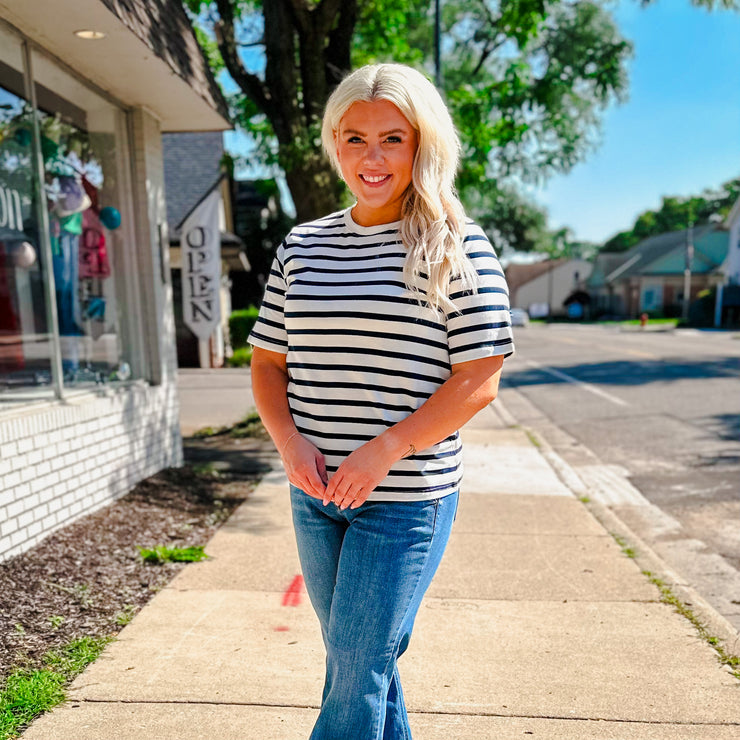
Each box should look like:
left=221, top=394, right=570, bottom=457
left=290, top=486, right=459, bottom=740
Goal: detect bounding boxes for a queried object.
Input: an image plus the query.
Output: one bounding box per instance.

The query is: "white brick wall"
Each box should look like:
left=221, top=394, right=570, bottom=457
left=0, top=382, right=182, bottom=561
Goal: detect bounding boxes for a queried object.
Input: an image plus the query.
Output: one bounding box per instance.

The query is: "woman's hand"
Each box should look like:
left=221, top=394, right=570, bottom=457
left=323, top=436, right=396, bottom=510
left=282, top=434, right=328, bottom=500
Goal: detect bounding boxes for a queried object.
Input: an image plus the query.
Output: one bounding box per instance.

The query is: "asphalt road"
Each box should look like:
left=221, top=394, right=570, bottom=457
left=499, top=322, right=740, bottom=629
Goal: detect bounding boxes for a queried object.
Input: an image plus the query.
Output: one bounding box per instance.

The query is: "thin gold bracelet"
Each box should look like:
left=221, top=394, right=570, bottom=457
left=281, top=431, right=301, bottom=455
left=402, top=443, right=416, bottom=458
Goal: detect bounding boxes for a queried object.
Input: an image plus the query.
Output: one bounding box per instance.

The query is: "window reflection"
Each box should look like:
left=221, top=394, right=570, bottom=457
left=0, top=83, right=52, bottom=390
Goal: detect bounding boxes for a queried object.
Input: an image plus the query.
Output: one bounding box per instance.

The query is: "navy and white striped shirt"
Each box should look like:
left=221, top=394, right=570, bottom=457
left=249, top=207, right=514, bottom=501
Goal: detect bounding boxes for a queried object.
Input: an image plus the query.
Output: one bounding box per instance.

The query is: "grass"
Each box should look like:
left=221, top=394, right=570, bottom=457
left=0, top=636, right=112, bottom=739
left=138, top=545, right=209, bottom=564
left=643, top=571, right=740, bottom=681
left=192, top=410, right=266, bottom=440
left=606, top=529, right=740, bottom=681
left=113, top=604, right=136, bottom=627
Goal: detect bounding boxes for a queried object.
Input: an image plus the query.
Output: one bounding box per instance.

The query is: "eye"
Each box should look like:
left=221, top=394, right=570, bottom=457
left=347, top=135, right=363, bottom=144
left=385, top=135, right=402, bottom=144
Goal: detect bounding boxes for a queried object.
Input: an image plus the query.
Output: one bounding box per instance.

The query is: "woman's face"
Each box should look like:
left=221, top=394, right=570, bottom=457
left=335, top=99, right=418, bottom=227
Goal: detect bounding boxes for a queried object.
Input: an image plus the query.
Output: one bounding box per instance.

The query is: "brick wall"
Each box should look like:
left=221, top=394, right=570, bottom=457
left=0, top=382, right=182, bottom=561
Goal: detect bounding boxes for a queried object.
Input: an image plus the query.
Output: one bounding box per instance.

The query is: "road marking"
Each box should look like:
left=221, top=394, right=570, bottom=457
left=524, top=360, right=629, bottom=407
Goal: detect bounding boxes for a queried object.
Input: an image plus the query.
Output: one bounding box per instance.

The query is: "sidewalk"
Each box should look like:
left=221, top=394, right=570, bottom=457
left=23, top=393, right=740, bottom=738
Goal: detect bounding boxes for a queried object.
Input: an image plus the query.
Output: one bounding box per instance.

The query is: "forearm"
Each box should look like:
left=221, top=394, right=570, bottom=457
left=250, top=348, right=296, bottom=453
left=378, top=355, right=504, bottom=461
left=324, top=355, right=505, bottom=508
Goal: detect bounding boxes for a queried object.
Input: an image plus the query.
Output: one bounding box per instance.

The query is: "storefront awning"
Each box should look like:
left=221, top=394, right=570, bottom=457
left=0, top=0, right=230, bottom=131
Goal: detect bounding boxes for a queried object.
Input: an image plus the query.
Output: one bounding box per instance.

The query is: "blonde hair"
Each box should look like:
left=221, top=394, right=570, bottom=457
left=322, top=63, right=477, bottom=313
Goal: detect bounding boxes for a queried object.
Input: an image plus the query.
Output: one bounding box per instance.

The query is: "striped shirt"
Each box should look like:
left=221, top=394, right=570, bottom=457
left=249, top=207, right=514, bottom=501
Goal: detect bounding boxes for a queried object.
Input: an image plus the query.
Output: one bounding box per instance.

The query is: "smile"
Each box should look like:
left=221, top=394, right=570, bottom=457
left=360, top=174, right=391, bottom=184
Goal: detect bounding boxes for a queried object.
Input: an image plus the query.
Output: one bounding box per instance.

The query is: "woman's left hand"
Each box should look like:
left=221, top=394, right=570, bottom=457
left=324, top=437, right=395, bottom=510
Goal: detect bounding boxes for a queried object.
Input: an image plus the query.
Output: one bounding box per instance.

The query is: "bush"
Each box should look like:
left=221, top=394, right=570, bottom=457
left=229, top=306, right=260, bottom=349
left=227, top=346, right=253, bottom=367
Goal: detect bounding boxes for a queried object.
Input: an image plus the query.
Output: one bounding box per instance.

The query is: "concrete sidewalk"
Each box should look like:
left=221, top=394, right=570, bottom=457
left=24, top=399, right=740, bottom=739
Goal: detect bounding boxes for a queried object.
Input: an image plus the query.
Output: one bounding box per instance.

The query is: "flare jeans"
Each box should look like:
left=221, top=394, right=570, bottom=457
left=290, top=486, right=458, bottom=740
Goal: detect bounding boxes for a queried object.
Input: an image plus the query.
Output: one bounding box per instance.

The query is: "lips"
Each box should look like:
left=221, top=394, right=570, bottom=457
left=360, top=174, right=391, bottom=185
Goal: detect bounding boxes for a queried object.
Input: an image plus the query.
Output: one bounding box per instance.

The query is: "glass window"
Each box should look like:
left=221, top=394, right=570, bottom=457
left=0, top=24, right=136, bottom=401
left=0, top=26, right=54, bottom=396
left=31, top=47, right=131, bottom=389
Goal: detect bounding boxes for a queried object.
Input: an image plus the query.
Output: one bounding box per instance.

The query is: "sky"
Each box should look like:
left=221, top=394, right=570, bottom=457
left=533, top=1, right=740, bottom=244
left=223, top=1, right=740, bottom=245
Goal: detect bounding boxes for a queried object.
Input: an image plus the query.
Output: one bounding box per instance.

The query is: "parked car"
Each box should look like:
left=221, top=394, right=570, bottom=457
left=509, top=308, right=530, bottom=327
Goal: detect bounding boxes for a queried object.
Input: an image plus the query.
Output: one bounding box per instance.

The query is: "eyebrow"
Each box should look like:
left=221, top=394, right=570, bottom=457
left=342, top=127, right=408, bottom=137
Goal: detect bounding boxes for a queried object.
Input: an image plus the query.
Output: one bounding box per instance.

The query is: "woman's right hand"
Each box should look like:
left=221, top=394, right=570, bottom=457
left=282, top=434, right=328, bottom=500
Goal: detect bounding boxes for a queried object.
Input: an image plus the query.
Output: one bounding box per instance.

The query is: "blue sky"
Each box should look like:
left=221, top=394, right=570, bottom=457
left=223, top=1, right=740, bottom=244
left=533, top=1, right=740, bottom=244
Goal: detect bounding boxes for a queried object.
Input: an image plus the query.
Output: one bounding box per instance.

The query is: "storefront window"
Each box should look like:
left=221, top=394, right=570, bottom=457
left=0, top=23, right=134, bottom=400
left=32, top=47, right=131, bottom=389
left=0, top=29, right=54, bottom=395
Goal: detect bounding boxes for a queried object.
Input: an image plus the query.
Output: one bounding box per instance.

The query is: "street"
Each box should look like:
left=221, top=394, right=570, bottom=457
left=499, top=322, right=740, bottom=630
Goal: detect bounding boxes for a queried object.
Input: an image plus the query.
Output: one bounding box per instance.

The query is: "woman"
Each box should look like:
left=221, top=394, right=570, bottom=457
left=249, top=63, right=514, bottom=739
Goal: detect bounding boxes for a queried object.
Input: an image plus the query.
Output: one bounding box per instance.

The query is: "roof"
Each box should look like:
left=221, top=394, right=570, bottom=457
left=163, top=132, right=225, bottom=229
left=591, top=224, right=729, bottom=284
left=98, top=0, right=230, bottom=124
left=587, top=252, right=628, bottom=288
left=0, top=0, right=230, bottom=131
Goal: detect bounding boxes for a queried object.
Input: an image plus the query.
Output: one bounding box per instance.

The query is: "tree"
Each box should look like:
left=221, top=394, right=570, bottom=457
left=601, top=177, right=740, bottom=252
left=186, top=0, right=737, bottom=237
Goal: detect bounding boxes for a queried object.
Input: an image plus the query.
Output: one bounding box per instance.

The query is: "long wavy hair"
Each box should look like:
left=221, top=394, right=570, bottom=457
left=322, top=63, right=478, bottom=313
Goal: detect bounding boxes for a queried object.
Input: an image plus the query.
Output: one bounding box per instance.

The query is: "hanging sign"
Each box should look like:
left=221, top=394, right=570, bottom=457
left=181, top=189, right=221, bottom=340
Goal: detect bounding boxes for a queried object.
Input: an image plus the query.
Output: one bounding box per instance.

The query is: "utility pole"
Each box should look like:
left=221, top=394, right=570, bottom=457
left=434, top=0, right=442, bottom=89
left=682, top=220, right=694, bottom=322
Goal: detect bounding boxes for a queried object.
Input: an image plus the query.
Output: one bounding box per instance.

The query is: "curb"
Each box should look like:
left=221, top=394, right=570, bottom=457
left=492, top=395, right=740, bottom=664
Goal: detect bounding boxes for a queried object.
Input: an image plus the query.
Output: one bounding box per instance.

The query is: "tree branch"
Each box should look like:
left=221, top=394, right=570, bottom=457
left=214, top=0, right=272, bottom=117
left=325, top=0, right=357, bottom=88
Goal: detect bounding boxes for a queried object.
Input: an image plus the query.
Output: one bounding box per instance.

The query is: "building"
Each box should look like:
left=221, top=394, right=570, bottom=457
left=506, top=259, right=592, bottom=318
left=0, top=0, right=230, bottom=560
left=717, top=198, right=740, bottom=326
left=162, top=132, right=246, bottom=368
left=587, top=225, right=729, bottom=319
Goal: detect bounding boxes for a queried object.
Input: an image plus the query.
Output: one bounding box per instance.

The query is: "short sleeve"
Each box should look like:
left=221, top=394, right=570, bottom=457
left=248, top=243, right=289, bottom=354
left=446, top=224, right=514, bottom=364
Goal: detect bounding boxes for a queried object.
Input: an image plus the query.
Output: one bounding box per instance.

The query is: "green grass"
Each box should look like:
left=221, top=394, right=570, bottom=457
left=192, top=410, right=265, bottom=440
left=606, top=529, right=740, bottom=681
left=643, top=571, right=740, bottom=681
left=138, top=545, right=209, bottom=564
left=620, top=317, right=678, bottom=327
left=0, top=636, right=112, bottom=739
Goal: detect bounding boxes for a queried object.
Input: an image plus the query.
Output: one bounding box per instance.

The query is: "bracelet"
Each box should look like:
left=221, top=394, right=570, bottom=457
left=402, top=442, right=416, bottom=458
left=281, top=431, right=301, bottom=455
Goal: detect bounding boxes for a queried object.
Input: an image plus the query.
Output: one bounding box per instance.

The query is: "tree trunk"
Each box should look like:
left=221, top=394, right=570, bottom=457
left=285, top=155, right=344, bottom=224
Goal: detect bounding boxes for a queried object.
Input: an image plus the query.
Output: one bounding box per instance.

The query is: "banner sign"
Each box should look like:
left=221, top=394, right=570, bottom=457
left=181, top=189, right=221, bottom=340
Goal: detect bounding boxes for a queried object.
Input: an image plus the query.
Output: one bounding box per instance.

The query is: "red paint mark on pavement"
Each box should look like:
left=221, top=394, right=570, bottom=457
left=274, top=625, right=290, bottom=632
left=282, top=574, right=304, bottom=607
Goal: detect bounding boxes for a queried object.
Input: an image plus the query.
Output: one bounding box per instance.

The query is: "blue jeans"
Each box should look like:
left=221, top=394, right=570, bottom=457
left=290, top=486, right=459, bottom=740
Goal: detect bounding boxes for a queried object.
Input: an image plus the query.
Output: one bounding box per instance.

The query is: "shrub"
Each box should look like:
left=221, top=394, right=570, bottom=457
left=227, top=346, right=253, bottom=367
left=229, top=306, right=260, bottom=349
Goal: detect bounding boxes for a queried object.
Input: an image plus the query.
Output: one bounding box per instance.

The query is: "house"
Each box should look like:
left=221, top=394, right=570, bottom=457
left=162, top=132, right=246, bottom=368
left=717, top=197, right=740, bottom=326
left=0, top=0, right=230, bottom=560
left=506, top=259, right=593, bottom=318
left=587, top=224, right=729, bottom=319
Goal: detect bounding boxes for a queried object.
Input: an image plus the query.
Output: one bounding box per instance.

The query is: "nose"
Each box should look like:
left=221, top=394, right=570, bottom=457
left=363, top=141, right=383, bottom=164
